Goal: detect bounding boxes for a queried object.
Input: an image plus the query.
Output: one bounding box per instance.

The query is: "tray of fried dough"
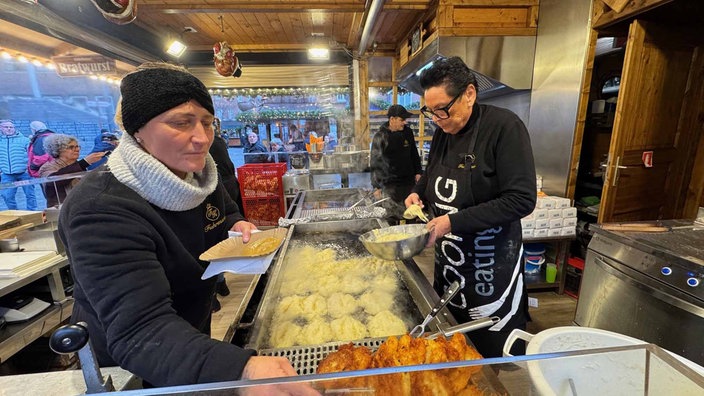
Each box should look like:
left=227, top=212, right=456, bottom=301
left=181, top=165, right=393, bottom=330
left=315, top=333, right=503, bottom=396
left=200, top=227, right=288, bottom=260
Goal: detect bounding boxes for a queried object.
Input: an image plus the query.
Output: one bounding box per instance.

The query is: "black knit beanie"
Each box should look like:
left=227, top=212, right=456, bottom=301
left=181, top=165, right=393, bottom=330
left=120, top=67, right=214, bottom=135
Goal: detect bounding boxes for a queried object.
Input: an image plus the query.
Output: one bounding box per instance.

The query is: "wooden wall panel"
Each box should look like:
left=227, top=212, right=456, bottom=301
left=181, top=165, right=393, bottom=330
left=434, top=3, right=538, bottom=36
left=453, top=8, right=531, bottom=27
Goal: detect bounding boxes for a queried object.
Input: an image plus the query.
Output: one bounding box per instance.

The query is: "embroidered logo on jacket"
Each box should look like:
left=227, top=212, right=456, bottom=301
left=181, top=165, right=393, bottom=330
left=204, top=203, right=225, bottom=232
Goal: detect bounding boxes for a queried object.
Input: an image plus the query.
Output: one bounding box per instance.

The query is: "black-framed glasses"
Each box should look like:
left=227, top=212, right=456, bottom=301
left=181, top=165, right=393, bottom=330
left=420, top=91, right=463, bottom=120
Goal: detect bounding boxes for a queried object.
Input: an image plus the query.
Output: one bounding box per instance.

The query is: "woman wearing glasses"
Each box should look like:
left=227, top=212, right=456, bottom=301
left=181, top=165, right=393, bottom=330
left=405, top=56, right=536, bottom=358
left=38, top=134, right=106, bottom=207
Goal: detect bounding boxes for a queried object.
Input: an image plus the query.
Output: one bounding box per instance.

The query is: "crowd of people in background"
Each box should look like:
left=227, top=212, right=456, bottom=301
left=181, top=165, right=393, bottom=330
left=2, top=117, right=340, bottom=209
left=0, top=118, right=120, bottom=209
left=241, top=123, right=339, bottom=164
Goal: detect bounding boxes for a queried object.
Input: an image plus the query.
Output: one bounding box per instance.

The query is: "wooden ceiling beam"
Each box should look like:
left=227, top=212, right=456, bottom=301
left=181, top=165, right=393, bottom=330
left=140, top=3, right=366, bottom=13
left=190, top=43, right=309, bottom=51
left=138, top=2, right=428, bottom=13
left=0, top=36, right=55, bottom=60
left=346, top=12, right=366, bottom=49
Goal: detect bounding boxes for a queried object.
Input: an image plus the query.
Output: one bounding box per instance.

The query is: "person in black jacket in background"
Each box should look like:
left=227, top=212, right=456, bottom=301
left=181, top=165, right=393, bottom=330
left=208, top=117, right=242, bottom=309
left=58, top=62, right=315, bottom=393
left=209, top=118, right=243, bottom=211
left=406, top=56, right=536, bottom=358
left=370, top=104, right=423, bottom=222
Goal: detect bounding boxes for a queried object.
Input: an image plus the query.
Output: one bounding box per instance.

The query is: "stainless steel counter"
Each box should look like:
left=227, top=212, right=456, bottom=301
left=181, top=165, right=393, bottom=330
left=575, top=219, right=704, bottom=365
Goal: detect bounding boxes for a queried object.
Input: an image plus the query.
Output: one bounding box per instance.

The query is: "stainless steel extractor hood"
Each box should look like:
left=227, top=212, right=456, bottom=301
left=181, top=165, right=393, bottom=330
left=398, top=36, right=537, bottom=99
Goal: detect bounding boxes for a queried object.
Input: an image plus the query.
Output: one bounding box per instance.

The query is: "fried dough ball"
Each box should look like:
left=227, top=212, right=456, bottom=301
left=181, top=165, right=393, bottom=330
left=273, top=295, right=304, bottom=321
left=269, top=321, right=302, bottom=348
left=314, top=247, right=337, bottom=262
left=330, top=316, right=367, bottom=342
left=371, top=273, right=399, bottom=293
left=298, top=318, right=334, bottom=346
left=339, top=277, right=368, bottom=295
left=300, top=294, right=327, bottom=319
left=367, top=310, right=407, bottom=338
left=359, top=290, right=394, bottom=315
left=315, top=274, right=343, bottom=297
left=327, top=293, right=358, bottom=318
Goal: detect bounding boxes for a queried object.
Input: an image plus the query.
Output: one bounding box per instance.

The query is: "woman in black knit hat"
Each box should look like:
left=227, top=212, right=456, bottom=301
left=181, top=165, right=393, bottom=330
left=58, top=62, right=316, bottom=393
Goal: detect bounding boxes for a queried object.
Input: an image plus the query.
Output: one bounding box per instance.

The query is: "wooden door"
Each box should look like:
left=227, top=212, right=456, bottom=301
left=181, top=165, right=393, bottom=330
left=598, top=20, right=704, bottom=223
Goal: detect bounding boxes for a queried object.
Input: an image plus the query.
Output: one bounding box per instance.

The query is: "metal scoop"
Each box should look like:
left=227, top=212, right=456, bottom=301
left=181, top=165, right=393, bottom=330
left=409, top=280, right=461, bottom=337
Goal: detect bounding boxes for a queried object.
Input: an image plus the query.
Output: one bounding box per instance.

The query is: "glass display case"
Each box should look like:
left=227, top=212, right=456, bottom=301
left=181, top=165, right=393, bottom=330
left=0, top=171, right=92, bottom=211
left=43, top=343, right=701, bottom=395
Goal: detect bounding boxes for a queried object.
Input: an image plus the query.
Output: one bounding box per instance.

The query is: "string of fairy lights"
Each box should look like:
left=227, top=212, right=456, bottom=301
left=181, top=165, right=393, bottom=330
left=0, top=49, right=121, bottom=86
left=208, top=86, right=350, bottom=97
left=2, top=49, right=352, bottom=123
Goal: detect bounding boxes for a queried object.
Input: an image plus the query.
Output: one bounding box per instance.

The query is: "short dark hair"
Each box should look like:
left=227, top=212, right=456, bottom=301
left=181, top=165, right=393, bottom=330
left=419, top=56, right=477, bottom=97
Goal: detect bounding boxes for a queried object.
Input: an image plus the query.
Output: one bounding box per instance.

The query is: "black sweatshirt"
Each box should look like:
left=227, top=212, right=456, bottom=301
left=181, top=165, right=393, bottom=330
left=414, top=104, right=536, bottom=234
left=59, top=171, right=253, bottom=387
left=370, top=123, right=423, bottom=189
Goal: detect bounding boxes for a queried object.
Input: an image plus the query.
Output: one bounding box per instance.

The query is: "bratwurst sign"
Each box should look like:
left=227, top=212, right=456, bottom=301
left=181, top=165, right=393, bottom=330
left=52, top=55, right=116, bottom=77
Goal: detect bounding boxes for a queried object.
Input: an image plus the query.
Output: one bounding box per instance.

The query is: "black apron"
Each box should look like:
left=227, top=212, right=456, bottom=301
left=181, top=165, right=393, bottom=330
left=424, top=109, right=528, bottom=357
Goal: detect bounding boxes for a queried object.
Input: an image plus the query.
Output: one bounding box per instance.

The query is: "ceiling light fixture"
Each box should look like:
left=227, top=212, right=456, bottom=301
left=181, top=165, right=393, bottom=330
left=166, top=27, right=196, bottom=58
left=166, top=40, right=187, bottom=57
left=308, top=47, right=330, bottom=60
left=308, top=33, right=330, bottom=61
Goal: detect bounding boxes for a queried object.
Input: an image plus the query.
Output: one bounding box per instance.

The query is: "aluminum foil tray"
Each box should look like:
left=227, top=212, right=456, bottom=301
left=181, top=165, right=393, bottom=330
left=300, top=207, right=350, bottom=217
left=279, top=206, right=386, bottom=226
left=259, top=337, right=387, bottom=375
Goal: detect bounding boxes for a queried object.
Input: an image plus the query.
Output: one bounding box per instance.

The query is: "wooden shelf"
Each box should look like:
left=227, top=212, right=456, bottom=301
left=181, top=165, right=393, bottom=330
left=0, top=298, right=73, bottom=363
left=0, top=255, right=71, bottom=364
left=522, top=236, right=574, bottom=294
left=0, top=256, right=68, bottom=298
left=525, top=270, right=559, bottom=290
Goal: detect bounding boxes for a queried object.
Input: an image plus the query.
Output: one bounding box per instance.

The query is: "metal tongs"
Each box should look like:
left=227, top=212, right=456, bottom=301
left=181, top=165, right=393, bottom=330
left=409, top=280, right=461, bottom=337
left=349, top=190, right=373, bottom=210
left=427, top=316, right=500, bottom=339
left=349, top=193, right=391, bottom=211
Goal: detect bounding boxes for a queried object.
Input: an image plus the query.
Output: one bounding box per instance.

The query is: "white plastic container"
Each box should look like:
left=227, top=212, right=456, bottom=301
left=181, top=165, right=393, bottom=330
left=523, top=244, right=546, bottom=274
left=503, top=327, right=704, bottom=395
